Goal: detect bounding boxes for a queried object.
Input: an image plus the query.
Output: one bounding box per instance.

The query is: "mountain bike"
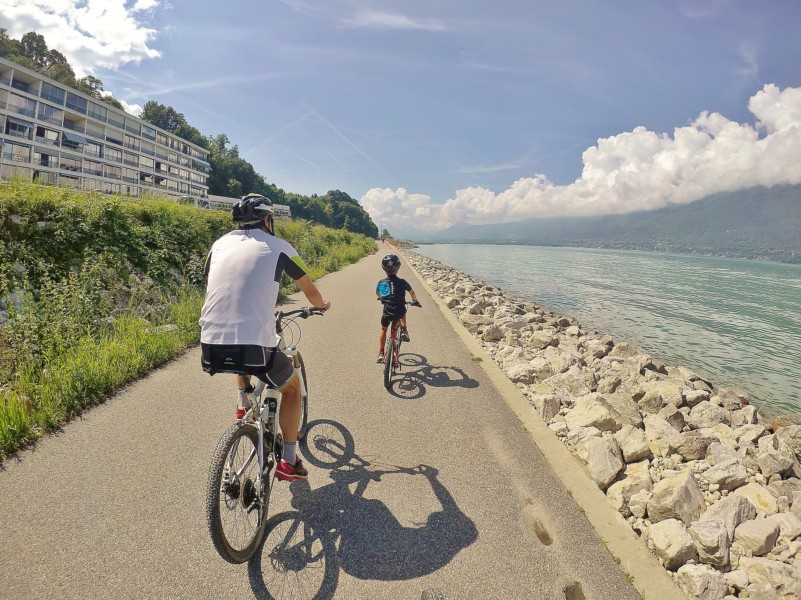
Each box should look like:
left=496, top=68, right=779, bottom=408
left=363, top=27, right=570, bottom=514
left=382, top=301, right=420, bottom=389
left=205, top=306, right=324, bottom=564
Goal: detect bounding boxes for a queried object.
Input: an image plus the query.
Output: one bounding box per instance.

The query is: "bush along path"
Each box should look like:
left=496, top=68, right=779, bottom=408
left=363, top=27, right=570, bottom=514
left=403, top=250, right=801, bottom=600
left=0, top=181, right=375, bottom=460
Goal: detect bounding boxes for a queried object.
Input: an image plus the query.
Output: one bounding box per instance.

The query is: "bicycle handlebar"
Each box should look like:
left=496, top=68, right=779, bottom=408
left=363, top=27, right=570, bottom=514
left=277, top=306, right=327, bottom=319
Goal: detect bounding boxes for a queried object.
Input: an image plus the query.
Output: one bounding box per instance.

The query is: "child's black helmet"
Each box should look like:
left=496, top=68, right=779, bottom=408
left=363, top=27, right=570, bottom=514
left=381, top=254, right=401, bottom=273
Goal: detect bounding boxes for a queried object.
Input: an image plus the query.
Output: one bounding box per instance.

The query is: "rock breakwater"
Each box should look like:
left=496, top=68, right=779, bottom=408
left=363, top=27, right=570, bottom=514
left=404, top=251, right=801, bottom=600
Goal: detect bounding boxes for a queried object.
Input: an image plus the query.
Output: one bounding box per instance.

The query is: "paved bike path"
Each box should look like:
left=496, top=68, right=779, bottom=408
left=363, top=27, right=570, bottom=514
left=0, top=243, right=685, bottom=600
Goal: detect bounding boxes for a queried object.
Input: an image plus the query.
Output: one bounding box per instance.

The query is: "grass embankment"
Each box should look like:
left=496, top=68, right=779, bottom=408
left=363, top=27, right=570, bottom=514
left=0, top=181, right=375, bottom=460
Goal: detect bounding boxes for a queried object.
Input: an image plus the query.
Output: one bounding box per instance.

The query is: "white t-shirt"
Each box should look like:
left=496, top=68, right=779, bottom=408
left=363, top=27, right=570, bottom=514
left=199, top=228, right=308, bottom=347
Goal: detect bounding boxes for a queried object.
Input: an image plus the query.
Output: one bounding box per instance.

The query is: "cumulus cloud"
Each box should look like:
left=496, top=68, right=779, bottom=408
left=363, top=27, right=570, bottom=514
left=0, top=0, right=161, bottom=77
left=362, top=84, right=801, bottom=231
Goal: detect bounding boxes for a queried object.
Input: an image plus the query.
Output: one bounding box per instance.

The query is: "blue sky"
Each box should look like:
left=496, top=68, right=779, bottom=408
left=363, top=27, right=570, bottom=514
left=2, top=1, right=801, bottom=235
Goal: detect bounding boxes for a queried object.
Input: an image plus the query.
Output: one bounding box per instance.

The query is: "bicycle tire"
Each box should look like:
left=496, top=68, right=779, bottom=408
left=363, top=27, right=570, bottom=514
left=296, top=351, right=309, bottom=440
left=383, top=331, right=394, bottom=388
left=206, top=423, right=271, bottom=563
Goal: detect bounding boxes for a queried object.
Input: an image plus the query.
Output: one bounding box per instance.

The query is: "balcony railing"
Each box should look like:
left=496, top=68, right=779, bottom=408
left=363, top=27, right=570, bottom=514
left=34, top=136, right=59, bottom=146
left=9, top=106, right=35, bottom=118
left=63, top=121, right=86, bottom=133
left=37, top=115, right=62, bottom=126
left=0, top=74, right=11, bottom=86
left=2, top=152, right=31, bottom=162
left=11, top=80, right=31, bottom=93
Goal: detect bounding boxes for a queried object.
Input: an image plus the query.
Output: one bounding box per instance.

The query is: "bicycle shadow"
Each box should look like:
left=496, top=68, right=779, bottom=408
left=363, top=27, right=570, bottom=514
left=387, top=352, right=479, bottom=399
left=247, top=419, right=478, bottom=599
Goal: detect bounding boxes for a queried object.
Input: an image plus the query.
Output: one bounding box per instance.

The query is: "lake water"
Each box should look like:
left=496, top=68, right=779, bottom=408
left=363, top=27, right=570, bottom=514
left=413, top=244, right=801, bottom=420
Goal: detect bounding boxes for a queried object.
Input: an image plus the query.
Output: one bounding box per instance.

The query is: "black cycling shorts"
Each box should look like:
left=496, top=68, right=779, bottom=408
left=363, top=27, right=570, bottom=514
left=201, top=343, right=295, bottom=388
left=380, top=306, right=407, bottom=328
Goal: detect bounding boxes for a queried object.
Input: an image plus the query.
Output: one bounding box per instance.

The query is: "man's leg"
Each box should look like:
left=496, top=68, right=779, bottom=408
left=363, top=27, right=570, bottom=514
left=278, top=372, right=301, bottom=445
left=276, top=372, right=307, bottom=480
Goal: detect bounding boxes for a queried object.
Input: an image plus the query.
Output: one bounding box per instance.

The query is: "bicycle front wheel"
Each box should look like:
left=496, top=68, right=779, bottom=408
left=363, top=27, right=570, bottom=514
left=206, top=423, right=271, bottom=563
left=296, top=351, right=309, bottom=440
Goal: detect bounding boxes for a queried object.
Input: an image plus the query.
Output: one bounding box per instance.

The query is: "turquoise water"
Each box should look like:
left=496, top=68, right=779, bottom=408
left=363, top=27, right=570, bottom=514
left=414, top=244, right=801, bottom=419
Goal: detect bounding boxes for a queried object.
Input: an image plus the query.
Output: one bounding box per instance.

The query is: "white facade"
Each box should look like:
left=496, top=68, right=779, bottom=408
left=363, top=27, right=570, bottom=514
left=0, top=56, right=210, bottom=200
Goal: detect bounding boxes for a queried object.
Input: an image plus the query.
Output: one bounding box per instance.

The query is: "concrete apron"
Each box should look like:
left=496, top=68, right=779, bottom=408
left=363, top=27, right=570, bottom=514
left=403, top=253, right=689, bottom=600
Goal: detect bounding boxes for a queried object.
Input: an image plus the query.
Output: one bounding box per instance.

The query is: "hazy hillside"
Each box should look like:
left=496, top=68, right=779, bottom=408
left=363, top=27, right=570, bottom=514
left=411, top=184, right=801, bottom=264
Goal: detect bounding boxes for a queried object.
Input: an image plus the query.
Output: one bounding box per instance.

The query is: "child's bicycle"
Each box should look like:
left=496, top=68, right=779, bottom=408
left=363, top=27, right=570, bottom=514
left=205, top=306, right=324, bottom=564
left=381, top=300, right=420, bottom=389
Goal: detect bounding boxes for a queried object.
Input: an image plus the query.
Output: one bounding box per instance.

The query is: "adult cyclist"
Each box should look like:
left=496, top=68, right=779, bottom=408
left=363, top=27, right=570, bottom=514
left=199, top=193, right=330, bottom=481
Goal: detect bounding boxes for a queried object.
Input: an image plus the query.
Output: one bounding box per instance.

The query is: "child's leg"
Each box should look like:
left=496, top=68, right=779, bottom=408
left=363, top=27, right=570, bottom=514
left=379, top=326, right=388, bottom=351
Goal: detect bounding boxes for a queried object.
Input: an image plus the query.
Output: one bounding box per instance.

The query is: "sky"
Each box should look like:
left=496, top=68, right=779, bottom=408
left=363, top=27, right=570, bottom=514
left=1, top=1, right=801, bottom=236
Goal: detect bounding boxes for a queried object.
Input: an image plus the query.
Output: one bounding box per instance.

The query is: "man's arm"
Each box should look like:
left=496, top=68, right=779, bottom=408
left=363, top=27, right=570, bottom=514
left=296, top=274, right=330, bottom=311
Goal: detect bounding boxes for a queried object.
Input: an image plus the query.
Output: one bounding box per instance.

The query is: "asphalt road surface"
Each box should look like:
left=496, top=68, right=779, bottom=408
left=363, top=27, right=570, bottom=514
left=0, top=243, right=685, bottom=600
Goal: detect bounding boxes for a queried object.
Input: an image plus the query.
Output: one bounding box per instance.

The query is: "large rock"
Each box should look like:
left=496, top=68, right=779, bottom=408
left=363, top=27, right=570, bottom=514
left=739, top=556, right=801, bottom=596
left=703, top=457, right=748, bottom=491
left=688, top=520, right=731, bottom=568
left=564, top=393, right=626, bottom=432
left=775, top=425, right=801, bottom=459
left=648, top=469, right=706, bottom=525
left=734, top=519, right=780, bottom=556
left=733, top=483, right=779, bottom=516
left=673, top=431, right=716, bottom=461
left=675, top=563, right=728, bottom=600
left=606, top=460, right=653, bottom=517
left=688, top=401, right=730, bottom=429
left=614, top=424, right=652, bottom=463
left=757, top=434, right=801, bottom=479
left=575, top=435, right=624, bottom=490
left=644, top=415, right=681, bottom=458
left=698, top=494, right=757, bottom=539
left=648, top=518, right=697, bottom=570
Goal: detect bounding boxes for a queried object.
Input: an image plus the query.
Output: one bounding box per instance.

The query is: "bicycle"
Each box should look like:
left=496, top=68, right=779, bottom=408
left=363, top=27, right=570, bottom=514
left=381, top=300, right=420, bottom=389
left=205, top=306, right=324, bottom=564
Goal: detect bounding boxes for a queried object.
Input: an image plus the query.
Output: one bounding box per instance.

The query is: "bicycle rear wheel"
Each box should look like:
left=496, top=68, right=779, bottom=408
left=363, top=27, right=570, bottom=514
left=383, top=330, right=394, bottom=388
left=296, top=351, right=309, bottom=440
left=206, top=423, right=271, bottom=563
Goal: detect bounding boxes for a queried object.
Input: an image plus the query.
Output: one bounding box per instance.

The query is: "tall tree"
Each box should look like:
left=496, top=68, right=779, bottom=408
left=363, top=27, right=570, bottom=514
left=140, top=100, right=187, bottom=132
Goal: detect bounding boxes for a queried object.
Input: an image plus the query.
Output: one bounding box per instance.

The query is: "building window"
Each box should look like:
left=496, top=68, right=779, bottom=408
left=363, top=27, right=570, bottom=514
left=65, top=92, right=87, bottom=114
left=88, top=101, right=107, bottom=122
left=107, top=112, right=125, bottom=129
left=141, top=125, right=156, bottom=140
left=84, top=160, right=103, bottom=176
left=105, top=147, right=122, bottom=162
left=124, top=134, right=140, bottom=151
left=8, top=92, right=36, bottom=118
left=37, top=103, right=64, bottom=126
left=41, top=82, right=65, bottom=105
left=139, top=155, right=154, bottom=169
left=1, top=141, right=31, bottom=162
left=35, top=125, right=60, bottom=145
left=34, top=150, right=58, bottom=167
left=59, top=156, right=81, bottom=172
left=5, top=117, right=33, bottom=139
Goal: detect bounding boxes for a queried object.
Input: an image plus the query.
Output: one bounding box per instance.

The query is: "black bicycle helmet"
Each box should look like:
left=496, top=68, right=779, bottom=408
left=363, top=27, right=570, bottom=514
left=232, top=193, right=274, bottom=225
left=381, top=253, right=401, bottom=274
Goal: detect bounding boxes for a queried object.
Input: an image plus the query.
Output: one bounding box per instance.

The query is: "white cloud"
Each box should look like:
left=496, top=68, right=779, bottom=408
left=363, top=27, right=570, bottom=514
left=0, top=0, right=161, bottom=77
left=339, top=9, right=445, bottom=31
left=362, top=84, right=801, bottom=232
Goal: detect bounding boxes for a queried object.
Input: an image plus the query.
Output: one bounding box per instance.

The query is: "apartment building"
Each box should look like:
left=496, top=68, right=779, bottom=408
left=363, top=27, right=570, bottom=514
left=0, top=56, right=209, bottom=201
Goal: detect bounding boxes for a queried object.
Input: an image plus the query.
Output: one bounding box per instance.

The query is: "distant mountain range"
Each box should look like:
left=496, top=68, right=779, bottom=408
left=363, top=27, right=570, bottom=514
left=404, top=184, right=801, bottom=264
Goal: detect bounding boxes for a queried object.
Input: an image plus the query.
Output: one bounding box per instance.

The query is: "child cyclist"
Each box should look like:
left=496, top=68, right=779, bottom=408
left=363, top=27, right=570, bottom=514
left=376, top=253, right=421, bottom=364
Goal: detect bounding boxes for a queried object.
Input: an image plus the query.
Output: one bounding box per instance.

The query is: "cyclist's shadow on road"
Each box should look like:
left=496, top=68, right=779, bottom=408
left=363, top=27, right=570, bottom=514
left=388, top=352, right=479, bottom=400
left=248, top=419, right=478, bottom=599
